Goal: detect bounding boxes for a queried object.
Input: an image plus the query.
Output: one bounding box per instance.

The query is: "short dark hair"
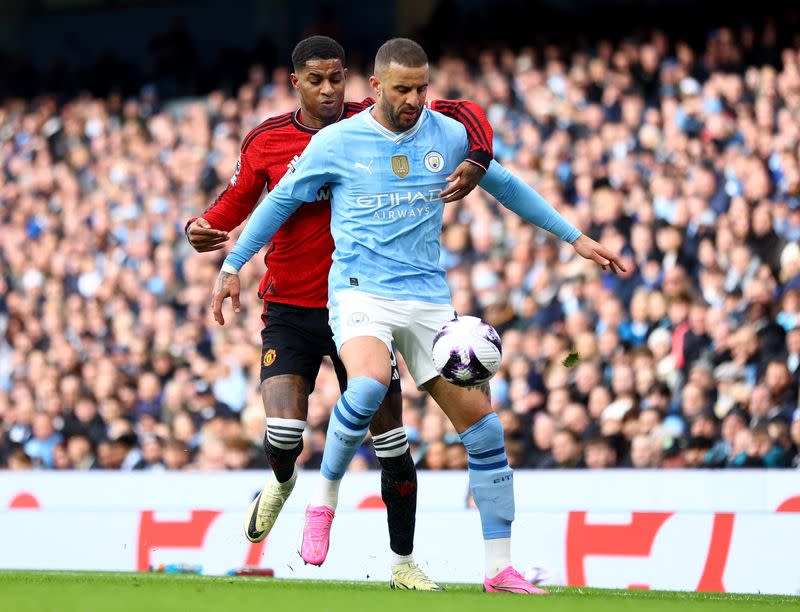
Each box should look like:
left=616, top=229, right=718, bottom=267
left=374, top=38, right=427, bottom=74
left=291, top=36, right=345, bottom=72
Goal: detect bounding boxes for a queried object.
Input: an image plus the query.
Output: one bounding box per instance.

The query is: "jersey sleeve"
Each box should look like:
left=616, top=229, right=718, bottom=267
left=223, top=128, right=338, bottom=271
left=428, top=99, right=494, bottom=171
left=185, top=141, right=267, bottom=234
left=480, top=161, right=581, bottom=243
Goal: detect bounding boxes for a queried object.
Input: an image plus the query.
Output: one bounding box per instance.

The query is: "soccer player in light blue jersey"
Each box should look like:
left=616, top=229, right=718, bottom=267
left=213, top=38, right=624, bottom=594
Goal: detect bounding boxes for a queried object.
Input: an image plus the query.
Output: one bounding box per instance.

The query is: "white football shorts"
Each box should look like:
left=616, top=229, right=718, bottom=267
left=329, top=289, right=456, bottom=388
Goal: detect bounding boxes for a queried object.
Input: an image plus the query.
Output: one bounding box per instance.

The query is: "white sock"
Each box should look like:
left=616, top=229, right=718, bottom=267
left=391, top=552, right=415, bottom=567
left=485, top=538, right=512, bottom=578
left=314, top=474, right=341, bottom=510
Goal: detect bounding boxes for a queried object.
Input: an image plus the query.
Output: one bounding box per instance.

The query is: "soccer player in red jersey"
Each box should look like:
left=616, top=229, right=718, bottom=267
left=186, top=36, right=493, bottom=589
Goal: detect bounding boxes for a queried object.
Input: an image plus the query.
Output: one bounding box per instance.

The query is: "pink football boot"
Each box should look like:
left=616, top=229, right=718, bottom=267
left=483, top=566, right=549, bottom=594
left=299, top=505, right=335, bottom=566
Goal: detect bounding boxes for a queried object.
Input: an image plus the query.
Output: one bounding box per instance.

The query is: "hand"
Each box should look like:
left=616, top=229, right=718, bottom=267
left=211, top=270, right=241, bottom=325
left=187, top=218, right=229, bottom=252
left=440, top=160, right=485, bottom=203
left=571, top=234, right=627, bottom=274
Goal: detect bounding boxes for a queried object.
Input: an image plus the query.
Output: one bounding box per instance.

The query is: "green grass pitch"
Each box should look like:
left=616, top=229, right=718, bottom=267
left=1, top=571, right=797, bottom=612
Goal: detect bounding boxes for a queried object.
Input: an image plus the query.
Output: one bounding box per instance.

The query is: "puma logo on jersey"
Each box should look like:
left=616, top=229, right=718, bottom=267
left=354, top=160, right=374, bottom=174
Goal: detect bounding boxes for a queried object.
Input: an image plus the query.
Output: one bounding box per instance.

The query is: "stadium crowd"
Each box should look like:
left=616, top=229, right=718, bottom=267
left=1, top=23, right=799, bottom=473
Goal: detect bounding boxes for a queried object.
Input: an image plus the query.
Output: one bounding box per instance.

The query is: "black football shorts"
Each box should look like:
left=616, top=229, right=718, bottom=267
left=260, top=301, right=401, bottom=394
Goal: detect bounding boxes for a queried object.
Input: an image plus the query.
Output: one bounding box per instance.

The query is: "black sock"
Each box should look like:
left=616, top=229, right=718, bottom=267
left=378, top=449, right=417, bottom=557
left=263, top=432, right=303, bottom=483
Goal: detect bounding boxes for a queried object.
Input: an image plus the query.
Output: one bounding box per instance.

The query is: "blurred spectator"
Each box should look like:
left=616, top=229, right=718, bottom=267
left=584, top=436, right=617, bottom=469
left=2, top=22, right=800, bottom=473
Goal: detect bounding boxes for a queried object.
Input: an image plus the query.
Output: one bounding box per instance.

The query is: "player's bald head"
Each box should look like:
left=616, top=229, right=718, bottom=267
left=374, top=38, right=428, bottom=77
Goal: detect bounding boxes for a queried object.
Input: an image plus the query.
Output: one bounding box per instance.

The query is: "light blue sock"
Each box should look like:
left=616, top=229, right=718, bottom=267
left=459, top=412, right=514, bottom=540
left=320, top=376, right=388, bottom=480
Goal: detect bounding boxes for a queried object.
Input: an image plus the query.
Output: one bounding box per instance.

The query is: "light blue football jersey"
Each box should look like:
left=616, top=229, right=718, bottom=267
left=224, top=106, right=581, bottom=304
left=271, top=106, right=470, bottom=304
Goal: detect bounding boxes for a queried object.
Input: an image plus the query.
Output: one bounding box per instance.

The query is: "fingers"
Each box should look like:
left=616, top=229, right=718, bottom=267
left=195, top=243, right=227, bottom=253
left=439, top=175, right=462, bottom=199
left=610, top=254, right=627, bottom=273
left=189, top=219, right=228, bottom=239
left=188, top=220, right=228, bottom=252
left=193, top=235, right=229, bottom=252
left=192, top=227, right=228, bottom=240
left=595, top=245, right=627, bottom=275
left=212, top=292, right=225, bottom=326
left=591, top=251, right=611, bottom=269
left=442, top=188, right=469, bottom=203
left=231, top=287, right=241, bottom=314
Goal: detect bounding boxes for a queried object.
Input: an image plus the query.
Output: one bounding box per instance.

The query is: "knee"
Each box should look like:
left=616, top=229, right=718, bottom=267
left=459, top=412, right=505, bottom=455
left=346, top=376, right=389, bottom=413
left=260, top=376, right=308, bottom=420
left=341, top=339, right=392, bottom=387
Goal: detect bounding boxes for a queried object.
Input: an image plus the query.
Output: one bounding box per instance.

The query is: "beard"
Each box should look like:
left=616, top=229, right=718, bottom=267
left=380, top=97, right=421, bottom=131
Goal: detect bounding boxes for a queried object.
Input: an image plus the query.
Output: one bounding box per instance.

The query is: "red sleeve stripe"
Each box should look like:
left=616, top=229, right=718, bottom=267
left=241, top=115, right=293, bottom=153
left=205, top=183, right=232, bottom=213
left=453, top=104, right=493, bottom=153
left=435, top=101, right=492, bottom=153
left=344, top=100, right=370, bottom=117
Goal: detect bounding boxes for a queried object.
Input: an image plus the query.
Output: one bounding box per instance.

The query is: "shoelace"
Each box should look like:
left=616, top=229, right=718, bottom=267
left=396, top=564, right=437, bottom=586
left=305, top=508, right=334, bottom=543
left=256, top=488, right=286, bottom=523
left=493, top=568, right=535, bottom=590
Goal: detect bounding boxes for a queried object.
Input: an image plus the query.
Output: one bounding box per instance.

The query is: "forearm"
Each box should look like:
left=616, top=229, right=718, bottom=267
left=481, top=162, right=581, bottom=243
left=223, top=190, right=301, bottom=271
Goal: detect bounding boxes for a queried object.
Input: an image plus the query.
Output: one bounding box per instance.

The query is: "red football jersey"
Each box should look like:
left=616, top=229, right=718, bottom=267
left=189, top=98, right=494, bottom=308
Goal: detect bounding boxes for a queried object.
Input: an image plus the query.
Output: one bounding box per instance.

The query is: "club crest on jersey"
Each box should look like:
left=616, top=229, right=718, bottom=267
left=424, top=151, right=444, bottom=173
left=230, top=156, right=242, bottom=186
left=391, top=155, right=410, bottom=179
left=263, top=349, right=276, bottom=367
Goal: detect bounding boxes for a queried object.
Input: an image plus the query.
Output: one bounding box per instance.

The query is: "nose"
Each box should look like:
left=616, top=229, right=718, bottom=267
left=320, top=79, right=334, bottom=96
left=405, top=91, right=419, bottom=108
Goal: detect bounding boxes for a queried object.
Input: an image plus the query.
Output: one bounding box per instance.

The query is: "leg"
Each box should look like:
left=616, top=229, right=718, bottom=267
left=301, top=336, right=391, bottom=565
left=371, top=378, right=442, bottom=590
left=261, top=375, right=308, bottom=483
left=395, top=303, right=543, bottom=593
left=317, top=335, right=391, bottom=487
left=424, top=377, right=544, bottom=594
left=301, top=291, right=400, bottom=565
left=369, top=350, right=416, bottom=561
left=244, top=305, right=323, bottom=543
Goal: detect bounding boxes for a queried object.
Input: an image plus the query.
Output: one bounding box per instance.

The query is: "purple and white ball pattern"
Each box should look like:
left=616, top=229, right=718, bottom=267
left=431, top=316, right=502, bottom=387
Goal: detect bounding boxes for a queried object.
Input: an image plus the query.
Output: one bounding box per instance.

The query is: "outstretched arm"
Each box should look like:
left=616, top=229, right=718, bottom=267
left=185, top=128, right=270, bottom=251
left=212, top=131, right=337, bottom=324
left=211, top=183, right=305, bottom=325
left=480, top=161, right=626, bottom=273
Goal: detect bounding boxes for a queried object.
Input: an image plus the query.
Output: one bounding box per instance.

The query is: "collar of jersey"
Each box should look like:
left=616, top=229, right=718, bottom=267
left=364, top=106, right=427, bottom=144
left=292, top=107, right=344, bottom=133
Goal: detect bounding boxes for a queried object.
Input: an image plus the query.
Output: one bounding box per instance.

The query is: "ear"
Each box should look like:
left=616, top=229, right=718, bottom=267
left=290, top=73, right=300, bottom=91
left=369, top=74, right=381, bottom=96
left=343, top=67, right=349, bottom=81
